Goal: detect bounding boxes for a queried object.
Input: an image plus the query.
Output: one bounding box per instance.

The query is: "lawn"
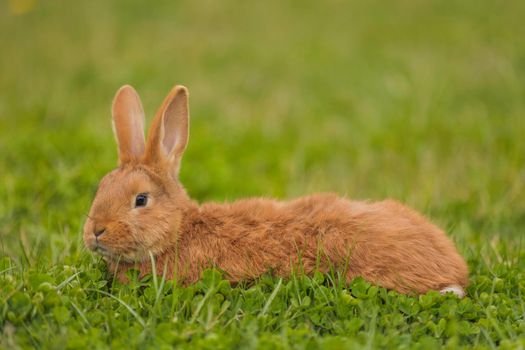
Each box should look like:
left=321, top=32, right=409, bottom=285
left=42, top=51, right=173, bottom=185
left=1, top=0, right=524, bottom=348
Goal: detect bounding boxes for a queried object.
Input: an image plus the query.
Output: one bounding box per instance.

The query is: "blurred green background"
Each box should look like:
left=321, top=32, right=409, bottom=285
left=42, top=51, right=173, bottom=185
left=0, top=0, right=524, bottom=275
left=1, top=0, right=525, bottom=348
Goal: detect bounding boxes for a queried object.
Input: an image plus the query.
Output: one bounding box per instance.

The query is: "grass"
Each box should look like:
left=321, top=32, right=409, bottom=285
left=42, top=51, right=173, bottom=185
left=1, top=0, right=524, bottom=348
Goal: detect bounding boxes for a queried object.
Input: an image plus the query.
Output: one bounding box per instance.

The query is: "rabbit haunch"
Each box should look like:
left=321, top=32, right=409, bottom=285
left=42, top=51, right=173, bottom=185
left=83, top=84, right=469, bottom=296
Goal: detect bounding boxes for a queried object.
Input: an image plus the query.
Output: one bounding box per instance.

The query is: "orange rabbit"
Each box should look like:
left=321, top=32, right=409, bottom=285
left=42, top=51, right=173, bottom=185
left=83, top=85, right=468, bottom=296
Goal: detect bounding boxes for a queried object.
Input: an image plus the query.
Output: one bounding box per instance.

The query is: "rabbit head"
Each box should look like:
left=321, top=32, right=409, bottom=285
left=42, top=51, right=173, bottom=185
left=83, top=85, right=193, bottom=263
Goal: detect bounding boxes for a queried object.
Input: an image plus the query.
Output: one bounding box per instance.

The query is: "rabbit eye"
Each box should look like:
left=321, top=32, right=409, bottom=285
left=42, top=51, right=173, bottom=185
left=135, top=193, right=148, bottom=207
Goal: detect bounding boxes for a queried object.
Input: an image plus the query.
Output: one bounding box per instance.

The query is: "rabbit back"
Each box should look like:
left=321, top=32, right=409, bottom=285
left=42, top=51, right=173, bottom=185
left=175, top=193, right=468, bottom=294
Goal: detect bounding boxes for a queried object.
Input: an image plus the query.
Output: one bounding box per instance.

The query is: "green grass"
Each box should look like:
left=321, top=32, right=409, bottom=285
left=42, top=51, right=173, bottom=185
left=1, top=0, right=525, bottom=348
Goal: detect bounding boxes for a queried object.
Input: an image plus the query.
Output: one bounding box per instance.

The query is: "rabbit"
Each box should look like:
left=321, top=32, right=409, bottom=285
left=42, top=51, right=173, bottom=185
left=83, top=84, right=469, bottom=297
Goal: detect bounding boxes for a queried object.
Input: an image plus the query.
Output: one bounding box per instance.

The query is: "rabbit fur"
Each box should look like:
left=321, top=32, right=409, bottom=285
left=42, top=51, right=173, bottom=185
left=83, top=85, right=468, bottom=296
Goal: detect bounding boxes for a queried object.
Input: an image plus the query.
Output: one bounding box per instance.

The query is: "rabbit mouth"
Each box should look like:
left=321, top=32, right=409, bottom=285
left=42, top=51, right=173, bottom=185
left=93, top=243, right=148, bottom=263
left=94, top=244, right=113, bottom=258
left=94, top=245, right=127, bottom=262
left=92, top=243, right=120, bottom=260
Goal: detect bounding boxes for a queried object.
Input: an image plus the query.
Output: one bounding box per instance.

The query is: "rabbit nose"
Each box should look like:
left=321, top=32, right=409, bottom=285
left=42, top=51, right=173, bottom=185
left=94, top=226, right=106, bottom=237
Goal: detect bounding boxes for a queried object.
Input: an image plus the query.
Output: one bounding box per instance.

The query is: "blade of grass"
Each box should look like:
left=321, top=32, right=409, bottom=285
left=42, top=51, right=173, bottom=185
left=259, top=278, right=283, bottom=318
left=86, top=288, right=146, bottom=328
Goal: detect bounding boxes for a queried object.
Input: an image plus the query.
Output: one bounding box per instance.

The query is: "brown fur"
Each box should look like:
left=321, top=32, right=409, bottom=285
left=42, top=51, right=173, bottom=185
left=83, top=85, right=468, bottom=295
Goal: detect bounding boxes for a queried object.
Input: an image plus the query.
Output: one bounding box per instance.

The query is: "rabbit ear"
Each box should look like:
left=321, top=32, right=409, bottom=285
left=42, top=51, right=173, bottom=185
left=145, top=85, right=189, bottom=176
left=111, top=85, right=146, bottom=164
